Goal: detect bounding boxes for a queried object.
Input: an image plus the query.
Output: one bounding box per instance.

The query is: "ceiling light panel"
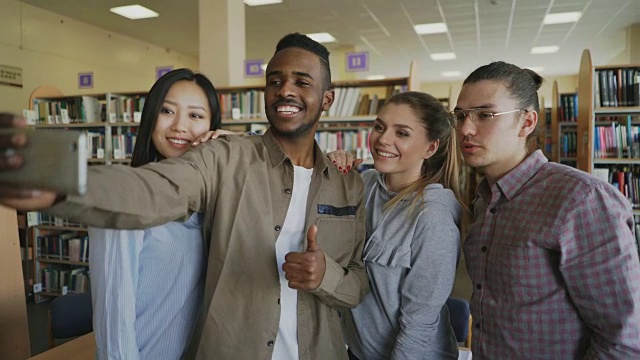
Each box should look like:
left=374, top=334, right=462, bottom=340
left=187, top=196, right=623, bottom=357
left=414, top=22, right=449, bottom=35
left=543, top=12, right=582, bottom=25
left=430, top=52, right=456, bottom=61
left=109, top=5, right=159, bottom=20
left=306, top=32, right=336, bottom=43
left=531, top=46, right=559, bottom=54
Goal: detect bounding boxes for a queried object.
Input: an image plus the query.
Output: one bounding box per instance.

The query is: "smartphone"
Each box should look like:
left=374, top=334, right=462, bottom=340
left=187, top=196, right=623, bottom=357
left=0, top=129, right=87, bottom=195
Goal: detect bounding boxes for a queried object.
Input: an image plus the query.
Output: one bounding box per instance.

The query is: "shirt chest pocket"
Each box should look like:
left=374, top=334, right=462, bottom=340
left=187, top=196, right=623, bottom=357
left=316, top=217, right=356, bottom=266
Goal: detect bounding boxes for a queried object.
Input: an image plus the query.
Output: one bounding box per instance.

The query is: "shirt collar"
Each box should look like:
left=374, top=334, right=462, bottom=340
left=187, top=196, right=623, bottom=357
left=477, top=150, right=548, bottom=203
left=262, top=128, right=330, bottom=178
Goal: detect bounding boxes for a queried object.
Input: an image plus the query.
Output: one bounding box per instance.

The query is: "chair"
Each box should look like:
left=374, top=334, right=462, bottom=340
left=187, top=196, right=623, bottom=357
left=446, top=297, right=472, bottom=348
left=48, top=292, right=93, bottom=348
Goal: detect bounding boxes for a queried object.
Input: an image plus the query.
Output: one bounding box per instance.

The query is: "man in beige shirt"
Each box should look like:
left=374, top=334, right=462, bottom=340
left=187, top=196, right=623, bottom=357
left=0, top=33, right=368, bottom=359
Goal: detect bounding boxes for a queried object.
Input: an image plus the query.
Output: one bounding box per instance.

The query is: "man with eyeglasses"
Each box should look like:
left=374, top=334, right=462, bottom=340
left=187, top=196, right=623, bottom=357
left=455, top=61, right=640, bottom=359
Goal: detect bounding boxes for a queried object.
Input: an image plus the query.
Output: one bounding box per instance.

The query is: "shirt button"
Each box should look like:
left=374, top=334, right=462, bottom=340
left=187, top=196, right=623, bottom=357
left=476, top=284, right=482, bottom=290
left=267, top=340, right=274, bottom=347
left=284, top=188, right=292, bottom=194
left=481, top=246, right=488, bottom=252
left=275, top=225, right=281, bottom=231
left=490, top=208, right=497, bottom=214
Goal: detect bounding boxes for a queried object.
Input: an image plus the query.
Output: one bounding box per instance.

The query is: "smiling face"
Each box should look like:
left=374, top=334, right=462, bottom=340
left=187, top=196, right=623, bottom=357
left=264, top=47, right=334, bottom=140
left=369, top=103, right=438, bottom=191
left=151, top=80, right=212, bottom=159
left=456, top=80, right=535, bottom=182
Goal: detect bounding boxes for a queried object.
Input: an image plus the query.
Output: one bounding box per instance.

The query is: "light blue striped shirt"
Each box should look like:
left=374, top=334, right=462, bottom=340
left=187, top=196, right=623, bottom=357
left=89, top=213, right=206, bottom=360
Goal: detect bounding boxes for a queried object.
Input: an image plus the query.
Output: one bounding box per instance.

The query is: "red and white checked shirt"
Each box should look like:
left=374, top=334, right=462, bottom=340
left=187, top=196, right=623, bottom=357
left=464, top=150, right=640, bottom=359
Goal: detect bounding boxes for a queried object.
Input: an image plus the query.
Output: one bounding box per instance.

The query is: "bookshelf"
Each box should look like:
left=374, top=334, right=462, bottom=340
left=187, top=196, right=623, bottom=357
left=30, top=92, right=143, bottom=164
left=29, top=213, right=90, bottom=303
left=576, top=49, right=640, bottom=251
left=550, top=81, right=579, bottom=166
left=537, top=95, right=551, bottom=158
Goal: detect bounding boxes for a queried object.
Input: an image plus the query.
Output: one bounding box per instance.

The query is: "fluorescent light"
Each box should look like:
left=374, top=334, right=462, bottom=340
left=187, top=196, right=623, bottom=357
left=441, top=71, right=461, bottom=77
left=531, top=46, right=559, bottom=54
left=306, top=32, right=336, bottom=43
left=525, top=66, right=544, bottom=73
left=414, top=22, right=449, bottom=35
left=543, top=12, right=582, bottom=25
left=110, top=5, right=158, bottom=20
left=244, top=0, right=282, bottom=5
left=366, top=75, right=386, bottom=80
left=430, top=52, right=456, bottom=61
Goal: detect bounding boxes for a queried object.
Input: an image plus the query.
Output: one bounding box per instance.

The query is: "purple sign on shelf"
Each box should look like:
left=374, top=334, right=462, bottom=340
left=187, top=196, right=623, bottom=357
left=346, top=52, right=369, bottom=72
left=78, top=72, right=93, bottom=89
left=245, top=59, right=264, bottom=78
left=156, top=66, right=174, bottom=80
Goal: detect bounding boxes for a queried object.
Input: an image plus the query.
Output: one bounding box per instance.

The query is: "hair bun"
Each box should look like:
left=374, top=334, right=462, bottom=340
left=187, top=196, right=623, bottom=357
left=523, top=68, right=544, bottom=90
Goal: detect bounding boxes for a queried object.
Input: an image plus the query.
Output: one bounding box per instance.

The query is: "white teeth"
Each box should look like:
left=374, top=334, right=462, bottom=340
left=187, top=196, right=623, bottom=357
left=168, top=138, right=189, bottom=145
left=376, top=150, right=397, bottom=158
left=277, top=105, right=301, bottom=114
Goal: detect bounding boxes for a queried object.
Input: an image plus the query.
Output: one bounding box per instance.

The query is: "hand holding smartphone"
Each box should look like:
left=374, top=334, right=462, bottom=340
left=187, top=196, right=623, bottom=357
left=0, top=129, right=87, bottom=195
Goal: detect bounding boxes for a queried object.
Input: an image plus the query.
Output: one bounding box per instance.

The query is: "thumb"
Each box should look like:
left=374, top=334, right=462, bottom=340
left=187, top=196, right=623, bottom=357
left=354, top=158, right=364, bottom=168
left=306, top=225, right=320, bottom=252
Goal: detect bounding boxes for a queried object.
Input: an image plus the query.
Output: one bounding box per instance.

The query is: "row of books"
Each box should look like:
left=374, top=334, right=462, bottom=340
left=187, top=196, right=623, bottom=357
left=593, top=166, right=640, bottom=209
left=560, top=131, right=577, bottom=158
left=87, top=131, right=105, bottom=159
left=40, top=267, right=90, bottom=294
left=109, top=95, right=145, bottom=123
left=112, top=131, right=137, bottom=159
left=26, top=212, right=83, bottom=228
left=37, top=232, right=89, bottom=263
left=33, top=96, right=102, bottom=124
left=219, top=90, right=266, bottom=120
left=594, top=122, right=640, bottom=159
left=315, top=129, right=372, bottom=160
left=559, top=93, right=578, bottom=122
left=594, top=68, right=640, bottom=107
left=31, top=94, right=146, bottom=125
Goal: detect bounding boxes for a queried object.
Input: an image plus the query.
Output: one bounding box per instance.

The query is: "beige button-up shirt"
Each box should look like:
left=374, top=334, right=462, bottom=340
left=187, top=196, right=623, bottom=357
left=49, top=129, right=368, bottom=360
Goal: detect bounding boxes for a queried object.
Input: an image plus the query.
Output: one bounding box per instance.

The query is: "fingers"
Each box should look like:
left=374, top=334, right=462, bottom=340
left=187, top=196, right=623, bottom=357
left=0, top=185, right=43, bottom=199
left=0, top=151, right=24, bottom=169
left=306, top=224, right=319, bottom=252
left=0, top=189, right=58, bottom=211
left=0, top=113, right=28, bottom=129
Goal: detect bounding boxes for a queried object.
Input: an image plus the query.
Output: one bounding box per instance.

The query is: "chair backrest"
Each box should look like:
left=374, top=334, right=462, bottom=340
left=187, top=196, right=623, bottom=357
left=446, top=297, right=471, bottom=347
left=48, top=292, right=93, bottom=348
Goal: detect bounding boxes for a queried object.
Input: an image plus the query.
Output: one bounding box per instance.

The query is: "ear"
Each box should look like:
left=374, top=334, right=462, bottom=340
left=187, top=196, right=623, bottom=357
left=518, top=110, right=538, bottom=138
left=423, top=139, right=440, bottom=160
left=322, top=89, right=335, bottom=112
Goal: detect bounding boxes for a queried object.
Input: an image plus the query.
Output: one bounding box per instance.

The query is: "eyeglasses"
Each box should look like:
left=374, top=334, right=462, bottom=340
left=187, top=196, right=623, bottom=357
left=450, top=108, right=528, bottom=127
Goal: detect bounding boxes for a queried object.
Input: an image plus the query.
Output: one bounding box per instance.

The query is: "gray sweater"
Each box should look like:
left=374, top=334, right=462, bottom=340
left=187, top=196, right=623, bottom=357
left=343, top=170, right=461, bottom=360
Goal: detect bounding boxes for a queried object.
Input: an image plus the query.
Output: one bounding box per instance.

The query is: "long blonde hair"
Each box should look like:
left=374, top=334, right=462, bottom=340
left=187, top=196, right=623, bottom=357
left=382, top=91, right=463, bottom=212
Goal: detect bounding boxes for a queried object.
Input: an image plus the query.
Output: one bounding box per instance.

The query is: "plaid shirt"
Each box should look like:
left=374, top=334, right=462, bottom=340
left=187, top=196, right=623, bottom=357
left=464, top=150, right=640, bottom=359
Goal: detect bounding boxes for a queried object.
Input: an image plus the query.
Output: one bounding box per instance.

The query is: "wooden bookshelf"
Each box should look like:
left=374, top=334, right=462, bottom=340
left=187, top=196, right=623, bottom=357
left=576, top=49, right=640, bottom=237
left=0, top=207, right=30, bottom=359
left=31, top=222, right=90, bottom=303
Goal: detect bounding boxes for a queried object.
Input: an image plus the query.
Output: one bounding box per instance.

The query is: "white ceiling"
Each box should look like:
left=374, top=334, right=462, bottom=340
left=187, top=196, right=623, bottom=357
left=20, top=0, right=640, bottom=83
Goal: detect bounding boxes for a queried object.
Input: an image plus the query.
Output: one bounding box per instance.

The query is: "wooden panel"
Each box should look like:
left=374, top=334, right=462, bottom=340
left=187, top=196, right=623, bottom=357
left=577, top=49, right=594, bottom=173
left=29, top=333, right=95, bottom=360
left=551, top=81, right=560, bottom=162
left=0, top=206, right=31, bottom=359
left=538, top=95, right=547, bottom=157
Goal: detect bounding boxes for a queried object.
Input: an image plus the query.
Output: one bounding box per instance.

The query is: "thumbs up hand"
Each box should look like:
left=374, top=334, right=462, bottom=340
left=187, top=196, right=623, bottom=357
left=283, top=225, right=326, bottom=291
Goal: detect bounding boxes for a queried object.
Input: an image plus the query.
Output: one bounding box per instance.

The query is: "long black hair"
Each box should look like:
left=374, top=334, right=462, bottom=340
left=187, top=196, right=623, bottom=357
left=130, top=68, right=221, bottom=167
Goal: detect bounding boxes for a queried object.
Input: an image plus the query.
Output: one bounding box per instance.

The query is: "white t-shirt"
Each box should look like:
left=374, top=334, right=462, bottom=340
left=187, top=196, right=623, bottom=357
left=272, top=166, right=313, bottom=360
